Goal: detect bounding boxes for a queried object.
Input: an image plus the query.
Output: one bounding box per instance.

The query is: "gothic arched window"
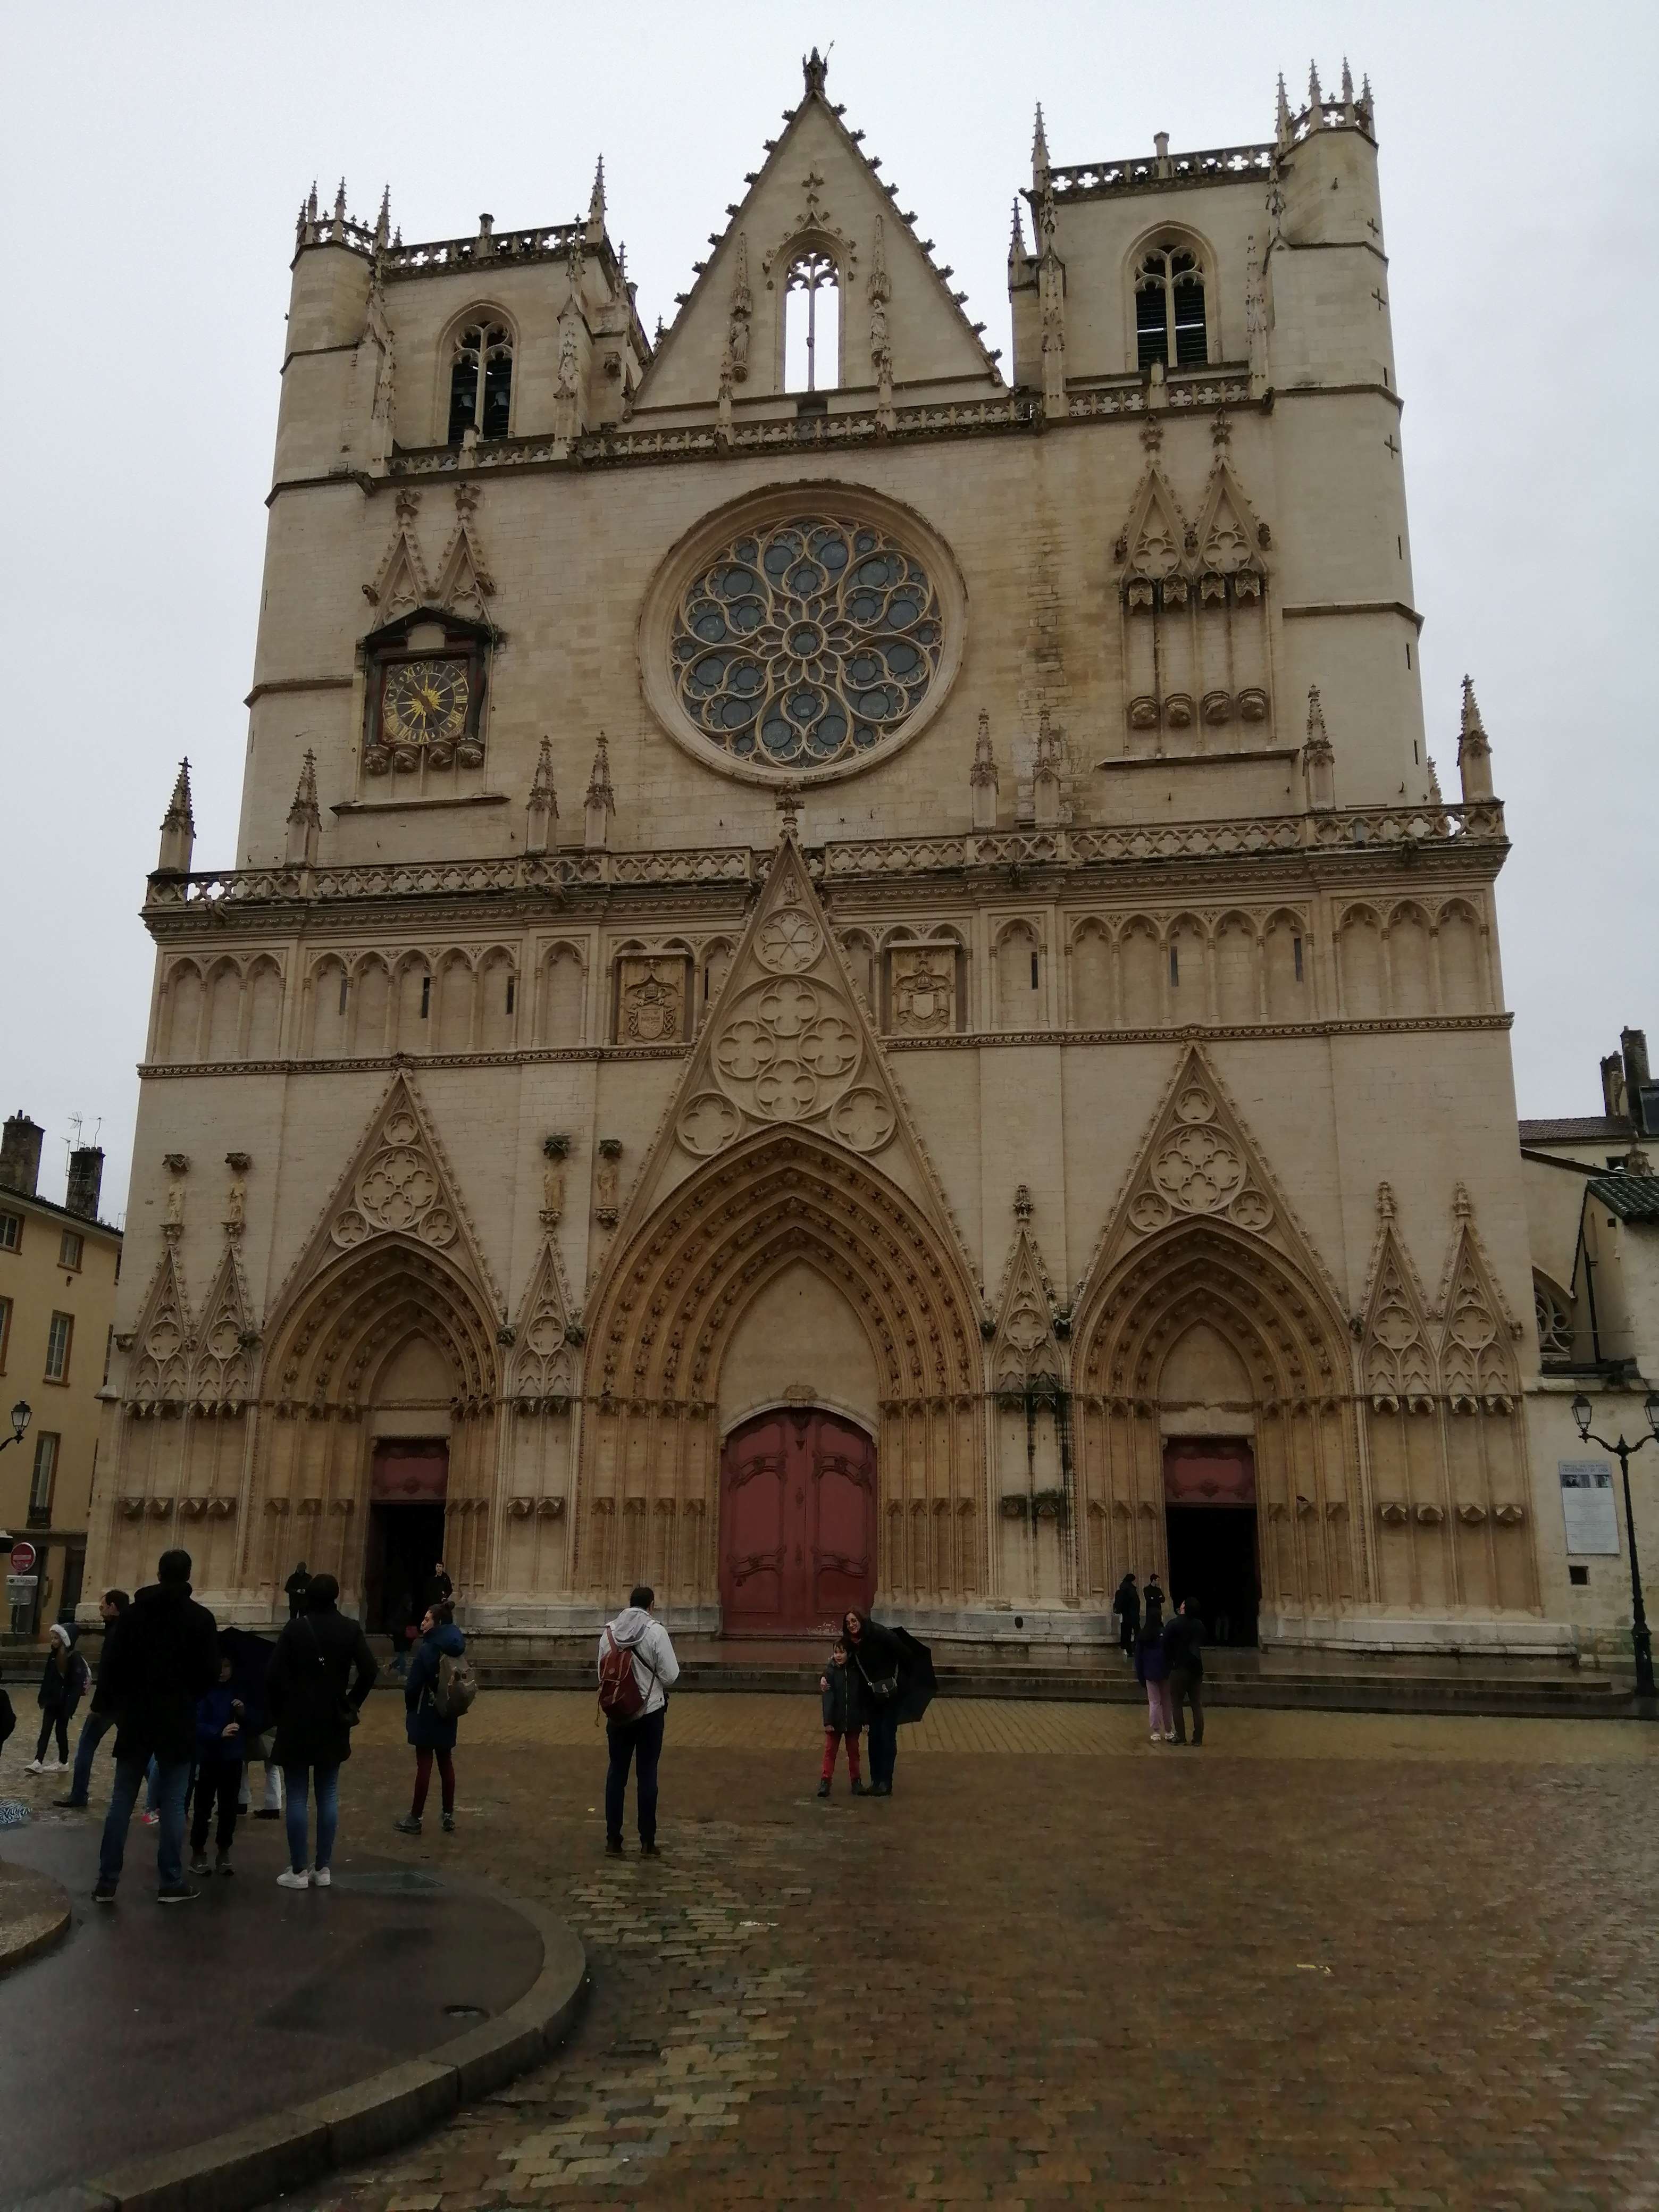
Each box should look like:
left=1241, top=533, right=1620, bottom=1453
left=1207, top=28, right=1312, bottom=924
left=784, top=248, right=840, bottom=392
left=1135, top=245, right=1208, bottom=370
left=447, top=321, right=514, bottom=442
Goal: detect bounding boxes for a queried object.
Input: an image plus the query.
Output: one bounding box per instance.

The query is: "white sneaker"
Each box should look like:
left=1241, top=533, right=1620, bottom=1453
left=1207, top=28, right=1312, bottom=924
left=310, top=1867, right=331, bottom=1888
left=276, top=1868, right=311, bottom=1890
left=25, top=1759, right=43, bottom=1774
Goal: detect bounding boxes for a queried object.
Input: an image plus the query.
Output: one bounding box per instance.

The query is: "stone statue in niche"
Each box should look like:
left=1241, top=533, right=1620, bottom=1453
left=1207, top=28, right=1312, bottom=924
left=594, top=1138, right=622, bottom=1225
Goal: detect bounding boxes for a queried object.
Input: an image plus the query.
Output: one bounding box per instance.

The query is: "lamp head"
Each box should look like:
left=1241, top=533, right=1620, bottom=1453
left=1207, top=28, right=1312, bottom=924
left=1571, top=1393, right=1593, bottom=1442
left=1646, top=1389, right=1659, bottom=1439
left=9, top=1400, right=29, bottom=1444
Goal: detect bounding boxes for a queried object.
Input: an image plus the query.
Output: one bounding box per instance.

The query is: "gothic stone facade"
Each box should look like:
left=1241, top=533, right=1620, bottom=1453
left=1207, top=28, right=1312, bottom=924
left=88, top=57, right=1571, bottom=1659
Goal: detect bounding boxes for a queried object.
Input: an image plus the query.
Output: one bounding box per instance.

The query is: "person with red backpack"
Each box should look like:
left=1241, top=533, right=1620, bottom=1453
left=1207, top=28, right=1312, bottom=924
left=597, top=1585, right=679, bottom=1858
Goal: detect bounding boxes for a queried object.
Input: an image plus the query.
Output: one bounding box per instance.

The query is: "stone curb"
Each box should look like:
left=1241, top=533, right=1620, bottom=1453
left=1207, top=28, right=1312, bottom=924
left=7, top=1886, right=587, bottom=2212
left=0, top=1865, right=73, bottom=1978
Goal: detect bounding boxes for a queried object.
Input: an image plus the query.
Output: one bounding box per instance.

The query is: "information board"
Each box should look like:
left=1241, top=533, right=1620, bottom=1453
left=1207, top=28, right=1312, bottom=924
left=1559, top=1460, right=1620, bottom=1556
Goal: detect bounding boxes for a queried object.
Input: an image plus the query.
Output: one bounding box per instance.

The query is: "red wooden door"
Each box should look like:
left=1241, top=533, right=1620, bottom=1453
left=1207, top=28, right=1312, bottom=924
left=719, top=1408, right=876, bottom=1636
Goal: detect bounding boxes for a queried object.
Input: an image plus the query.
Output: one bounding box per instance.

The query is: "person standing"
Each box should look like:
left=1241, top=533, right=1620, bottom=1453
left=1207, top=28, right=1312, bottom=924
left=55, top=1591, right=130, bottom=1807
left=843, top=1610, right=908, bottom=1797
left=425, top=1560, right=454, bottom=1613
left=816, top=1633, right=867, bottom=1799
left=92, top=1551, right=221, bottom=1905
left=395, top=1603, right=471, bottom=1836
left=597, top=1585, right=679, bottom=1857
left=265, top=1572, right=378, bottom=1890
left=283, top=1562, right=312, bottom=1620
left=1142, top=1574, right=1166, bottom=1635
left=1135, top=1615, right=1174, bottom=1744
left=1113, top=1571, right=1141, bottom=1662
left=27, top=1624, right=90, bottom=1773
left=189, top=1651, right=246, bottom=1875
left=1163, top=1597, right=1205, bottom=1748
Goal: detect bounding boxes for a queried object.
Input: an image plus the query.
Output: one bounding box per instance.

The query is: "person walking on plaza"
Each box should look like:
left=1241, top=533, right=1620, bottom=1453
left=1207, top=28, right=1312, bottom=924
left=27, top=1624, right=90, bottom=1773
left=598, top=1585, right=679, bottom=1857
left=190, top=1650, right=246, bottom=1875
left=283, top=1561, right=312, bottom=1620
left=1163, top=1597, right=1205, bottom=1747
left=55, top=1591, right=130, bottom=1807
left=842, top=1608, right=937, bottom=1798
left=1135, top=1613, right=1174, bottom=1743
left=92, top=1551, right=221, bottom=1905
left=266, top=1572, right=378, bottom=1890
left=396, top=1602, right=473, bottom=1836
left=1113, top=1571, right=1141, bottom=1661
left=817, top=1633, right=867, bottom=1798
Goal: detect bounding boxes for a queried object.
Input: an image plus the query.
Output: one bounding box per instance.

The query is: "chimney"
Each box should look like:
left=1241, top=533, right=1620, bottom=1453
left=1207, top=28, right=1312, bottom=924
left=1623, top=1028, right=1654, bottom=1137
left=65, top=1146, right=105, bottom=1221
left=1, top=1113, right=44, bottom=1196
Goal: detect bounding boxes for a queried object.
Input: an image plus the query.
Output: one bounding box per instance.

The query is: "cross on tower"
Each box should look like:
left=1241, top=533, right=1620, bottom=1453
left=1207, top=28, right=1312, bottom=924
left=801, top=166, right=825, bottom=219
left=1383, top=433, right=1400, bottom=459
left=1371, top=286, right=1388, bottom=312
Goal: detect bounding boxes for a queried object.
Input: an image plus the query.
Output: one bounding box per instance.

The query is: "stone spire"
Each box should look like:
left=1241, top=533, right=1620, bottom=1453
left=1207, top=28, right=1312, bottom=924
left=1302, top=685, right=1336, bottom=811
left=970, top=709, right=999, bottom=832
left=584, top=731, right=615, bottom=851
left=157, top=759, right=195, bottom=874
left=1008, top=198, right=1030, bottom=284
left=1275, top=73, right=1293, bottom=149
left=331, top=177, right=347, bottom=241
left=585, top=155, right=606, bottom=246
left=1340, top=57, right=1355, bottom=120
left=1456, top=676, right=1494, bottom=803
left=284, top=749, right=321, bottom=868
left=526, top=736, right=558, bottom=856
left=374, top=184, right=391, bottom=250
left=1031, top=103, right=1051, bottom=190
left=1307, top=62, right=1324, bottom=130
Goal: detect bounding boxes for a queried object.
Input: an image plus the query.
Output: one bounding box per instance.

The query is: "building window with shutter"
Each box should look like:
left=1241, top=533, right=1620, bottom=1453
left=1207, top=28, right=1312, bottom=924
left=0, top=1211, right=20, bottom=1252
left=1135, top=243, right=1208, bottom=370
left=28, top=1431, right=58, bottom=1524
left=44, top=1310, right=73, bottom=1383
left=59, top=1230, right=83, bottom=1271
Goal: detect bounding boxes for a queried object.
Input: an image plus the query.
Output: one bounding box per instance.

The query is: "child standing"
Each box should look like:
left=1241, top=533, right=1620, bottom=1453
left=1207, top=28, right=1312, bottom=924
left=817, top=1637, right=868, bottom=1799
left=190, top=1654, right=246, bottom=1875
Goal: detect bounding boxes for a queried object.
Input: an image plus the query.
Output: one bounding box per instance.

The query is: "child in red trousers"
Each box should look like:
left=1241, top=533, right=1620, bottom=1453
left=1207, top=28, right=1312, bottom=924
left=817, top=1636, right=868, bottom=1798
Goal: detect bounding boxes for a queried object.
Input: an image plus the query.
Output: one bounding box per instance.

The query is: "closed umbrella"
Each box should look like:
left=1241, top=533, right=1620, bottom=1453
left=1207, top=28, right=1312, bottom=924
left=891, top=1627, right=936, bottom=1725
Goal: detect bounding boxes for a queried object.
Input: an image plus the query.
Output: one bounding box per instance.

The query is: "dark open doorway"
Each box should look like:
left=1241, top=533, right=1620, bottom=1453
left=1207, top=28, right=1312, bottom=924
left=1163, top=1437, right=1260, bottom=1648
left=365, top=1438, right=449, bottom=1637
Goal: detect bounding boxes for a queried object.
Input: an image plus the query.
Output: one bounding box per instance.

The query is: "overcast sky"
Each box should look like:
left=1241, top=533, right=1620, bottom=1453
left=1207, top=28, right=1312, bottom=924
left=5, top=1, right=1655, bottom=1221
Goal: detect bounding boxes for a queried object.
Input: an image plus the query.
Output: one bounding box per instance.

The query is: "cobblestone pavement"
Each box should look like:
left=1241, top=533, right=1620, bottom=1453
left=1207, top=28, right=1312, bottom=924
left=10, top=1695, right=1659, bottom=2208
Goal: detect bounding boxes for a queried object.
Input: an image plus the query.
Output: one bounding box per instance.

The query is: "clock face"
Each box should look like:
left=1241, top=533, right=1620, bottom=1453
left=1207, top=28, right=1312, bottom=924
left=381, top=657, right=470, bottom=747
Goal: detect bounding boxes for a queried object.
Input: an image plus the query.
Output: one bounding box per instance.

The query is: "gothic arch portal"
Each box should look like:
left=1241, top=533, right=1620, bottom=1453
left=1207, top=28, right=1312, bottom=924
left=1070, top=1219, right=1368, bottom=1624
left=243, top=1235, right=502, bottom=1610
left=577, top=1127, right=986, bottom=1618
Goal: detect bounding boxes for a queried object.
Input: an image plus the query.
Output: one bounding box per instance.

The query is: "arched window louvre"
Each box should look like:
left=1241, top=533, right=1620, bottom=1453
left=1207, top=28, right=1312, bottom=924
left=1135, top=246, right=1208, bottom=371
left=784, top=249, right=840, bottom=392
left=448, top=322, right=513, bottom=443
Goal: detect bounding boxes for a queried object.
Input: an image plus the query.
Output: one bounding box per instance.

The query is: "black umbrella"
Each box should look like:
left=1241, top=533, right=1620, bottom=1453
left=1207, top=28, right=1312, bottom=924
left=217, top=1626, right=277, bottom=1740
left=891, top=1627, right=937, bottom=1725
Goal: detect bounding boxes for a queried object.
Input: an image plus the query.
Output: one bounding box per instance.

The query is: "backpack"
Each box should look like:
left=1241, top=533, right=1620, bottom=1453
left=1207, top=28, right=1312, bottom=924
left=597, top=1626, right=654, bottom=1723
left=433, top=1646, right=477, bottom=1721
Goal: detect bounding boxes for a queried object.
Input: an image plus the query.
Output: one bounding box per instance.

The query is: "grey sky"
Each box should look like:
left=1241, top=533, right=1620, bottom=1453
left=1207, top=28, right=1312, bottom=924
left=5, top=1, right=1655, bottom=1222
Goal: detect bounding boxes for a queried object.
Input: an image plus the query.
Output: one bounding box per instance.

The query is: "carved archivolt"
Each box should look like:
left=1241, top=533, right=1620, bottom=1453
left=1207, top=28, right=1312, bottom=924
left=266, top=1239, right=499, bottom=1419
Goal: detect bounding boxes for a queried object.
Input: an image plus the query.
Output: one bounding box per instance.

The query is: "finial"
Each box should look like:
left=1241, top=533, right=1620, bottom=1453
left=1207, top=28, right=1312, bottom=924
left=164, top=758, right=194, bottom=826
left=586, top=730, right=614, bottom=805
left=333, top=176, right=347, bottom=219
left=1360, top=72, right=1374, bottom=122
left=1376, top=1180, right=1396, bottom=1221
left=1307, top=62, right=1323, bottom=126
left=1276, top=72, right=1293, bottom=146
left=802, top=45, right=828, bottom=98
left=1013, top=1184, right=1033, bottom=1224
left=284, top=750, right=321, bottom=867
left=1306, top=684, right=1328, bottom=744
left=1303, top=684, right=1335, bottom=810
left=1452, top=1182, right=1473, bottom=1221
left=526, top=736, right=559, bottom=855
left=1008, top=197, right=1029, bottom=279
left=775, top=782, right=802, bottom=842
left=970, top=708, right=998, bottom=826
left=654, top=314, right=665, bottom=345
left=1340, top=57, right=1355, bottom=108
left=1427, top=755, right=1445, bottom=808
left=1456, top=676, right=1494, bottom=802
left=374, top=183, right=390, bottom=248
left=1460, top=674, right=1484, bottom=739
left=307, top=179, right=318, bottom=222
left=157, top=759, right=195, bottom=873
left=1032, top=102, right=1051, bottom=186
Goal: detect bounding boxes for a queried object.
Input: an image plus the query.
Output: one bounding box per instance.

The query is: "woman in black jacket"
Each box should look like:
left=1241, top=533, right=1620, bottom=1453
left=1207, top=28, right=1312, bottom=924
left=843, top=1610, right=904, bottom=1797
left=264, top=1574, right=378, bottom=1890
left=28, top=1625, right=89, bottom=1772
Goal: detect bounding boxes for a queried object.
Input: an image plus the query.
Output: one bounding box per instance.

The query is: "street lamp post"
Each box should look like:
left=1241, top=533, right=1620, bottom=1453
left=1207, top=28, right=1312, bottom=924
left=0, top=1401, right=31, bottom=1454
left=1572, top=1388, right=1659, bottom=1700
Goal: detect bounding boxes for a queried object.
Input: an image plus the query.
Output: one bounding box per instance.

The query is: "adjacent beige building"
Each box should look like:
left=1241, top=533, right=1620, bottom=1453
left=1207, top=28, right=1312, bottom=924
left=83, top=55, right=1637, bottom=1668
left=1, top=1116, right=121, bottom=1644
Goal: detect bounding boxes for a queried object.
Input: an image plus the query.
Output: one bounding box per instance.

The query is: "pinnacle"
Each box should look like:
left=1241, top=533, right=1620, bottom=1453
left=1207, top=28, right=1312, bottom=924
left=1461, top=674, right=1485, bottom=734
left=590, top=154, right=606, bottom=218
left=1031, top=100, right=1050, bottom=181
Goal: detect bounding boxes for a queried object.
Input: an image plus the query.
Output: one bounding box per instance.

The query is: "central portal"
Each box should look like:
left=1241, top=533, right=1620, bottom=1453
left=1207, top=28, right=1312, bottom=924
left=719, top=1406, right=876, bottom=1637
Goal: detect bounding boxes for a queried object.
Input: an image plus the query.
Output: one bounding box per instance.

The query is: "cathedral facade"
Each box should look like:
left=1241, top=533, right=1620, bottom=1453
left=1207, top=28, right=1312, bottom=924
left=89, top=56, right=1573, bottom=1662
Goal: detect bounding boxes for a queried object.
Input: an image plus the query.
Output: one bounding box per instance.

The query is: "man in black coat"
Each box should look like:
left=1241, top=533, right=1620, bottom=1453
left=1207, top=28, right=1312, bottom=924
left=283, top=1561, right=312, bottom=1619
left=93, top=1551, right=221, bottom=1905
left=265, top=1572, right=378, bottom=1888
left=1163, top=1597, right=1205, bottom=1747
left=1113, top=1572, right=1141, bottom=1661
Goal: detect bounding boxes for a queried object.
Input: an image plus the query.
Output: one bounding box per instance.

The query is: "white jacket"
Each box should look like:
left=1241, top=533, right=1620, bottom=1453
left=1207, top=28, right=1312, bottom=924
left=599, top=1606, right=680, bottom=1717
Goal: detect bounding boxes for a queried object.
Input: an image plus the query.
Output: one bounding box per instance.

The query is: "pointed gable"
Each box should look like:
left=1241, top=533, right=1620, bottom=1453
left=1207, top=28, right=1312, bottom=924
left=509, top=1237, right=577, bottom=1409
left=1433, top=1185, right=1521, bottom=1411
left=432, top=483, right=496, bottom=621
left=190, top=1244, right=257, bottom=1414
left=1193, top=459, right=1267, bottom=585
left=611, top=835, right=972, bottom=1273
left=639, top=60, right=1003, bottom=410
left=128, top=1245, right=192, bottom=1411
left=1115, top=466, right=1191, bottom=606
left=365, top=488, right=431, bottom=618
left=1359, top=1182, right=1435, bottom=1412
left=992, top=1196, right=1065, bottom=1390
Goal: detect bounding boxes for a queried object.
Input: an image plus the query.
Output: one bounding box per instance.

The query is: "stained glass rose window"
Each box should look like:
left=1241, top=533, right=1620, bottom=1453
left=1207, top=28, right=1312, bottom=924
left=669, top=517, right=943, bottom=770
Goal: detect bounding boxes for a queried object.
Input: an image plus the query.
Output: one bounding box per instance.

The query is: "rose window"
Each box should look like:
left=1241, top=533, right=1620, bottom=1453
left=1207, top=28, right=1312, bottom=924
left=670, top=517, right=943, bottom=770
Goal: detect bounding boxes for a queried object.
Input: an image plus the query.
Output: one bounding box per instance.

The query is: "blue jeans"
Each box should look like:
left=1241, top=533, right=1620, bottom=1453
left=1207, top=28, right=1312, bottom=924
left=98, top=1754, right=190, bottom=1890
left=605, top=1707, right=666, bottom=1845
left=283, top=1763, right=340, bottom=1874
left=66, top=1708, right=114, bottom=1803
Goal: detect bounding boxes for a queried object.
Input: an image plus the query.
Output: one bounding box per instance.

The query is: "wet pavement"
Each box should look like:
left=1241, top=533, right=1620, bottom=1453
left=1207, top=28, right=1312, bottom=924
left=0, top=1813, right=543, bottom=2207
left=4, top=1697, right=1659, bottom=2209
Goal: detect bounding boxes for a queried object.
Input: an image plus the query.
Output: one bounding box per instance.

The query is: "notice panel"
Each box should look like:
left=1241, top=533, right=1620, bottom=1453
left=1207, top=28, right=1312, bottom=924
left=1559, top=1461, right=1620, bottom=1556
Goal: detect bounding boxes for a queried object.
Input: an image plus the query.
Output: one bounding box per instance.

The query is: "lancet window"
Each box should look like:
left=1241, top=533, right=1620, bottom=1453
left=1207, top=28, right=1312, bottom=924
left=1135, top=245, right=1208, bottom=370
left=447, top=321, right=514, bottom=442
left=783, top=248, right=841, bottom=392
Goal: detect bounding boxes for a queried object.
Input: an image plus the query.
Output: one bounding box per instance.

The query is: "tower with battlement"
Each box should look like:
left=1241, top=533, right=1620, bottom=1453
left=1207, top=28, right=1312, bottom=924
left=90, top=56, right=1573, bottom=1668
